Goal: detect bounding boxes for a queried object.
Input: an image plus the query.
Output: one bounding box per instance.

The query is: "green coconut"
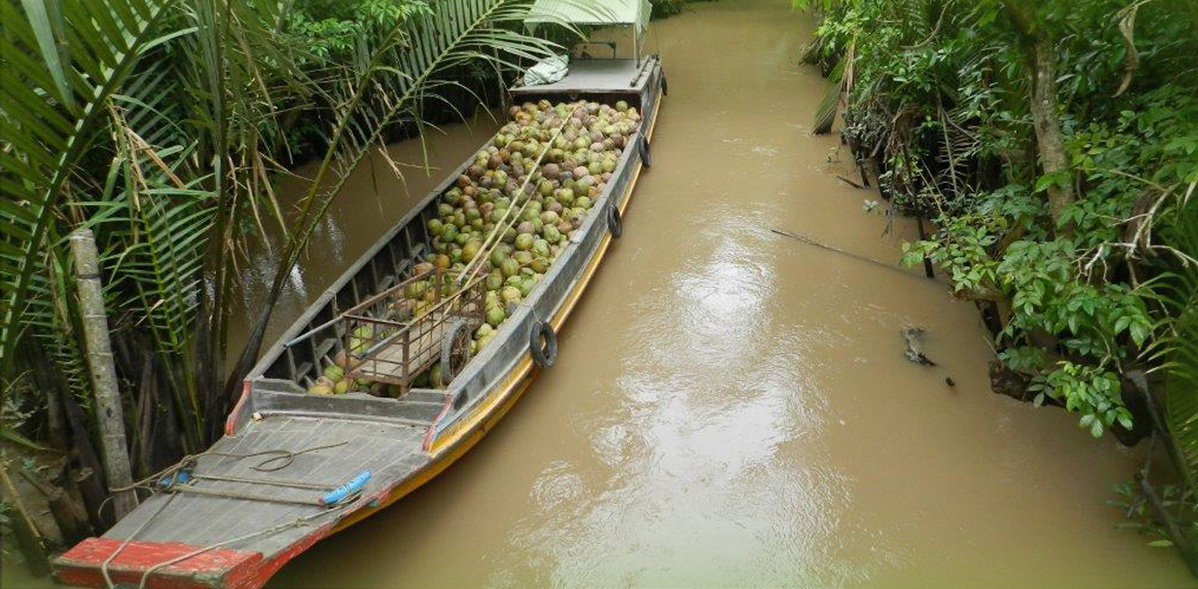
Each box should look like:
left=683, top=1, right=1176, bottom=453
left=487, top=270, right=505, bottom=291
left=542, top=225, right=563, bottom=244
left=500, top=258, right=520, bottom=278
left=501, top=286, right=522, bottom=304
left=486, top=306, right=506, bottom=327
left=462, top=240, right=482, bottom=263
left=576, top=196, right=593, bottom=210
left=515, top=233, right=535, bottom=251
left=333, top=379, right=350, bottom=394
left=532, top=239, right=550, bottom=258
left=530, top=257, right=550, bottom=273
left=490, top=245, right=512, bottom=268
left=323, top=364, right=344, bottom=382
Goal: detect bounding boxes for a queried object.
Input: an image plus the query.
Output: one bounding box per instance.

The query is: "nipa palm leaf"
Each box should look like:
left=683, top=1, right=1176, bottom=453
left=0, top=0, right=178, bottom=375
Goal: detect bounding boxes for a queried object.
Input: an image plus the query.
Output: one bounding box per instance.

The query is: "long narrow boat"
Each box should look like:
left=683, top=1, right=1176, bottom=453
left=53, top=7, right=664, bottom=589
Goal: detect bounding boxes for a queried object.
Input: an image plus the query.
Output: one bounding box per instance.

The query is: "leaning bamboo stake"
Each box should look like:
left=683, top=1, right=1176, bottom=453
left=69, top=228, right=137, bottom=519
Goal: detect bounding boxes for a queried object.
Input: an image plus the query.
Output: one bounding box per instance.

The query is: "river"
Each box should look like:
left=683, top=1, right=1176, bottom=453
left=3, top=0, right=1188, bottom=587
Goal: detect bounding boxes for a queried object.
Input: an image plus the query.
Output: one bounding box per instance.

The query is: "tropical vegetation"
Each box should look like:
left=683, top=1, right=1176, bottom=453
left=797, top=0, right=1198, bottom=575
left=0, top=0, right=580, bottom=564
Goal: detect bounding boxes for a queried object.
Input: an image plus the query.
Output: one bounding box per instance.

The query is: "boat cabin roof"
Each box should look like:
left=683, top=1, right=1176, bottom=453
left=527, top=0, right=650, bottom=33
left=509, top=57, right=658, bottom=99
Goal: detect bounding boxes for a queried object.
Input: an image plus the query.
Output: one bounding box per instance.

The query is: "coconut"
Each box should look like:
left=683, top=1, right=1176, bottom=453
left=501, top=286, right=521, bottom=304
left=513, top=250, right=533, bottom=266
left=333, top=379, right=350, bottom=394
left=500, top=258, right=520, bottom=278
left=486, top=306, right=506, bottom=327
left=531, top=239, right=551, bottom=258
left=576, top=196, right=593, bottom=210
left=543, top=225, right=563, bottom=244
left=487, top=269, right=505, bottom=291
left=323, top=364, right=344, bottom=382
left=432, top=254, right=451, bottom=270
left=461, top=240, right=482, bottom=262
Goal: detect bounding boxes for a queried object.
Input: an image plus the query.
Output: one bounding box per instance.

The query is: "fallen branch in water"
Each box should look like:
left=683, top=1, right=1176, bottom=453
left=836, top=175, right=865, bottom=189
left=770, top=228, right=922, bottom=280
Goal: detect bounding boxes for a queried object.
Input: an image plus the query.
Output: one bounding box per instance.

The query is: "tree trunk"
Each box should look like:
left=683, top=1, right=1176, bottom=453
left=0, top=460, right=50, bottom=576
left=1027, top=34, right=1074, bottom=232
left=69, top=228, right=137, bottom=519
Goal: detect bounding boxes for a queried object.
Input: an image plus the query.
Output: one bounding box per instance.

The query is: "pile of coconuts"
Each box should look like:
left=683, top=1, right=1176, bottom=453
left=308, top=99, right=640, bottom=396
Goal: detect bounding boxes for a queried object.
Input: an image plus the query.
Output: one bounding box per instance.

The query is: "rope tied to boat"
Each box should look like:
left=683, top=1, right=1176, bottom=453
left=111, top=440, right=350, bottom=496
left=99, top=440, right=365, bottom=589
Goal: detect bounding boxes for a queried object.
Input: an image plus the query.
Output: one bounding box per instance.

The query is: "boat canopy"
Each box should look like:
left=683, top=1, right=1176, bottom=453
left=527, top=0, right=650, bottom=33
left=526, top=0, right=651, bottom=63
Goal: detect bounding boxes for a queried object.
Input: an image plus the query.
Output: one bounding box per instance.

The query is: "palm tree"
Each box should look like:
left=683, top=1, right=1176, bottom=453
left=0, top=0, right=579, bottom=528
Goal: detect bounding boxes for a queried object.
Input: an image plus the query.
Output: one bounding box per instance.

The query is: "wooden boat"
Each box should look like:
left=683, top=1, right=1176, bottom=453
left=52, top=5, right=664, bottom=589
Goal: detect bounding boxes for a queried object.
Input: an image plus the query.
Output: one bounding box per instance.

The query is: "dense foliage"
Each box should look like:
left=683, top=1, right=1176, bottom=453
left=0, top=0, right=575, bottom=552
left=800, top=0, right=1198, bottom=571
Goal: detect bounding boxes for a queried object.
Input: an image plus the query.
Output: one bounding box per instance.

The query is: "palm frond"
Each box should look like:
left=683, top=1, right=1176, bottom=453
left=813, top=51, right=846, bottom=134
left=1165, top=198, right=1198, bottom=486
left=0, top=0, right=177, bottom=375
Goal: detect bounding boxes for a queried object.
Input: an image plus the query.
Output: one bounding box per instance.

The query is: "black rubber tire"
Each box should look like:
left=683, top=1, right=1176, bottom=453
left=638, top=136, right=651, bottom=168
left=529, top=320, right=557, bottom=367
left=662, top=74, right=669, bottom=96
left=607, top=204, right=623, bottom=239
left=441, top=318, right=472, bottom=379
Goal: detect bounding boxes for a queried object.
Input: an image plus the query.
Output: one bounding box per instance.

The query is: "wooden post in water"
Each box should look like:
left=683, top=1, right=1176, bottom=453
left=69, top=228, right=137, bottom=519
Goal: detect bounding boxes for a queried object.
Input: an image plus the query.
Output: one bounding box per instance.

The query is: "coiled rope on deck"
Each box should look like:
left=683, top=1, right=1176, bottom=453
left=100, top=441, right=353, bottom=589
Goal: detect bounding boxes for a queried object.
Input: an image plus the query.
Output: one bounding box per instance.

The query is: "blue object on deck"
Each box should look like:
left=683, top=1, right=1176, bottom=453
left=320, top=471, right=371, bottom=506
left=158, top=470, right=191, bottom=489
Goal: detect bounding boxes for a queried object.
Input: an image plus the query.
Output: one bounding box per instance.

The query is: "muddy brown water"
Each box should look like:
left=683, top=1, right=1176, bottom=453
left=1, top=0, right=1189, bottom=587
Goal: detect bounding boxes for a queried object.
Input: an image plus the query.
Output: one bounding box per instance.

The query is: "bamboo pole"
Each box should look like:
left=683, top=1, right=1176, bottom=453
left=69, top=228, right=137, bottom=519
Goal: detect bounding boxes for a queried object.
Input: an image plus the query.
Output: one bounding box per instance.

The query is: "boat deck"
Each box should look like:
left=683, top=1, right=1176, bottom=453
left=56, top=415, right=430, bottom=588
left=510, top=58, right=656, bottom=96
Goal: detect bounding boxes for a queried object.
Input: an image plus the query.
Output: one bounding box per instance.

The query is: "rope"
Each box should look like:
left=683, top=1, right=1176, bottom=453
left=769, top=228, right=927, bottom=280
left=187, top=473, right=338, bottom=491
left=164, top=485, right=328, bottom=506
left=111, top=441, right=350, bottom=494
left=100, top=493, right=177, bottom=589
left=132, top=499, right=358, bottom=589
left=100, top=441, right=350, bottom=588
